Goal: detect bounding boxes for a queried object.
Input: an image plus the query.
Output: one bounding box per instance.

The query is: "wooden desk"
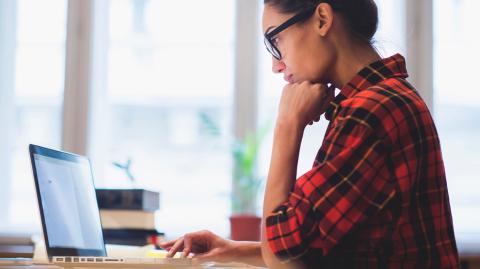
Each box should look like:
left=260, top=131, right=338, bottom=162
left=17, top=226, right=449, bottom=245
left=0, top=264, right=58, bottom=269
left=0, top=264, right=258, bottom=269
left=0, top=243, right=261, bottom=268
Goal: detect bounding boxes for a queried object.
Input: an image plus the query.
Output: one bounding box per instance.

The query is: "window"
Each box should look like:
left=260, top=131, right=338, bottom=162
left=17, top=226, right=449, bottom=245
left=0, top=0, right=67, bottom=232
left=90, top=0, right=235, bottom=237
left=2, top=0, right=476, bottom=247
left=434, top=0, right=480, bottom=242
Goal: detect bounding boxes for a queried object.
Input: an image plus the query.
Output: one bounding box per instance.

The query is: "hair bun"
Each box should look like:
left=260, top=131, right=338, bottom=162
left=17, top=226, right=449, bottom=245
left=342, top=0, right=378, bottom=43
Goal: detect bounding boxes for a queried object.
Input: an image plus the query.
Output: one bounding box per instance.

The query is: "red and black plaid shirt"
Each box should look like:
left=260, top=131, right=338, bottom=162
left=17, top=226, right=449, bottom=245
left=265, top=54, right=459, bottom=268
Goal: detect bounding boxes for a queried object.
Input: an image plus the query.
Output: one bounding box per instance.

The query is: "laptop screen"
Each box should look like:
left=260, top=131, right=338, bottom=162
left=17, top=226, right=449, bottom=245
left=30, top=145, right=106, bottom=257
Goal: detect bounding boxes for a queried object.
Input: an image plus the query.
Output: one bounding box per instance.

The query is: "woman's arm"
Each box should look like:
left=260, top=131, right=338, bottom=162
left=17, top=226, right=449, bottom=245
left=261, top=82, right=333, bottom=268
left=261, top=119, right=305, bottom=269
left=230, top=241, right=265, bottom=267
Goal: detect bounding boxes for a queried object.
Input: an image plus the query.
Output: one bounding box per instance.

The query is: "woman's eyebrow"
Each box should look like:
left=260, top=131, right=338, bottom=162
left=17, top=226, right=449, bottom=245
left=264, top=26, right=276, bottom=35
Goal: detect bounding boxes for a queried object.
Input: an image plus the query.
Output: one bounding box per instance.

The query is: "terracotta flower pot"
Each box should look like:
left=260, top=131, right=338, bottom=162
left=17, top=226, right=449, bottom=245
left=229, top=214, right=262, bottom=241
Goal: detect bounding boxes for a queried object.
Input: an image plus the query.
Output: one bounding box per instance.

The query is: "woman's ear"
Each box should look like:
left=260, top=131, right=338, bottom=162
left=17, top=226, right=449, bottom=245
left=315, top=3, right=334, bottom=37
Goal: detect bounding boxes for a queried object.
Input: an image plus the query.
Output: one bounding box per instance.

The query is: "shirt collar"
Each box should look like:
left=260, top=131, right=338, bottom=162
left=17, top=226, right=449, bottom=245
left=325, top=54, right=409, bottom=121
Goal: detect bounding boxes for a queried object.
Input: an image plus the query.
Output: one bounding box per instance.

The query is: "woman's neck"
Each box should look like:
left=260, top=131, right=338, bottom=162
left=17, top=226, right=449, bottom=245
left=331, top=43, right=381, bottom=89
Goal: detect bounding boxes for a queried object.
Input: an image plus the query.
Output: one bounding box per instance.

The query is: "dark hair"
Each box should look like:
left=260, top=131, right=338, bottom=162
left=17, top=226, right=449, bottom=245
left=264, top=0, right=378, bottom=45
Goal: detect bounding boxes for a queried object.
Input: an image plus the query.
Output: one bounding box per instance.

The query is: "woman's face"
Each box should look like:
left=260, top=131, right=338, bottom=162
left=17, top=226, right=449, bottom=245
left=262, top=4, right=336, bottom=84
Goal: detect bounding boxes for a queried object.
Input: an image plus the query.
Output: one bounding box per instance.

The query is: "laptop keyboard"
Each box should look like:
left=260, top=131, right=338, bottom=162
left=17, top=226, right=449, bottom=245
left=53, top=256, right=192, bottom=265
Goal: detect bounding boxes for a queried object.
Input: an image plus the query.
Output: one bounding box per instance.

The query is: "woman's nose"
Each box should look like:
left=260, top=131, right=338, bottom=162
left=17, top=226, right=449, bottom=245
left=272, top=57, right=286, bottom=73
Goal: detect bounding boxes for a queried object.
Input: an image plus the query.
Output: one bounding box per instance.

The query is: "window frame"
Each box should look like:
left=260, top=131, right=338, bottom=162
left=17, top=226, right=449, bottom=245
left=0, top=0, right=17, bottom=227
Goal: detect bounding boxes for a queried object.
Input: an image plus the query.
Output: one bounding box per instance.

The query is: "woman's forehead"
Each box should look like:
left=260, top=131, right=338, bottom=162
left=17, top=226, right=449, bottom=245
left=262, top=5, right=291, bottom=33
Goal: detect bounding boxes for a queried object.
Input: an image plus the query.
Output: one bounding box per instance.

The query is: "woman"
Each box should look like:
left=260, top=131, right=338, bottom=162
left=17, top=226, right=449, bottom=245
left=161, top=0, right=459, bottom=268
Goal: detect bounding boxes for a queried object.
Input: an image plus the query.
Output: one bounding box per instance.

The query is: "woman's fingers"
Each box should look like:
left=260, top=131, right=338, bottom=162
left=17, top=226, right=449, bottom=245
left=166, top=237, right=184, bottom=258
left=158, top=239, right=177, bottom=249
left=181, top=234, right=194, bottom=258
left=163, top=230, right=221, bottom=259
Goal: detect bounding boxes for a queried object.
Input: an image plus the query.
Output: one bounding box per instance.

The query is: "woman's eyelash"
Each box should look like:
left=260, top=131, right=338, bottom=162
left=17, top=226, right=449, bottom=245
left=272, top=37, right=279, bottom=45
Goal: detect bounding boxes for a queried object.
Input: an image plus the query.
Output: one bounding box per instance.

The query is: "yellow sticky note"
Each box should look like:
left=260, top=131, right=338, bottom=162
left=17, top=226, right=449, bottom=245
left=145, top=249, right=182, bottom=258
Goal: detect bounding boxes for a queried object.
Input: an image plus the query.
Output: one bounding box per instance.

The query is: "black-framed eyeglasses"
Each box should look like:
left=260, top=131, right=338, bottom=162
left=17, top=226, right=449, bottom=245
left=264, top=7, right=316, bottom=60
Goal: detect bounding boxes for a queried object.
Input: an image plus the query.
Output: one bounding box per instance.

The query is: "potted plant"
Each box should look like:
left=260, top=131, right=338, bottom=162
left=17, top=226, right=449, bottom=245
left=229, top=129, right=267, bottom=241
left=198, top=112, right=271, bottom=241
left=112, top=158, right=137, bottom=187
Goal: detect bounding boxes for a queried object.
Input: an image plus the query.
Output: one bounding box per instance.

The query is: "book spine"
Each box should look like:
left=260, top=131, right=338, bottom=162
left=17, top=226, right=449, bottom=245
left=102, top=229, right=164, bottom=246
left=99, top=210, right=156, bottom=229
left=95, top=189, right=159, bottom=211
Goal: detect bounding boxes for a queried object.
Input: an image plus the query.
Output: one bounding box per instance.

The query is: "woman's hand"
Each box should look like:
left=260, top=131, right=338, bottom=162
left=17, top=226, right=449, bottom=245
left=277, top=81, right=335, bottom=128
left=159, top=230, right=238, bottom=264
left=160, top=230, right=264, bottom=266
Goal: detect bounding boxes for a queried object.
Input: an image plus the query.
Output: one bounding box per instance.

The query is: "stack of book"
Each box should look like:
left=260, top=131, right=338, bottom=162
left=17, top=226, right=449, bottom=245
left=95, top=189, right=164, bottom=246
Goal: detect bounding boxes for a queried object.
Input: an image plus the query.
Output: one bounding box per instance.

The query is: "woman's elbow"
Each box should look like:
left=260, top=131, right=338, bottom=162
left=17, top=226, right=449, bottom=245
left=261, top=241, right=303, bottom=269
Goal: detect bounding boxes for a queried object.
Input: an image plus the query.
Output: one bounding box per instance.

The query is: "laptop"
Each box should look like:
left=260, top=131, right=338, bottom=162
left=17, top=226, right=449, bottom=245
left=29, top=144, right=192, bottom=267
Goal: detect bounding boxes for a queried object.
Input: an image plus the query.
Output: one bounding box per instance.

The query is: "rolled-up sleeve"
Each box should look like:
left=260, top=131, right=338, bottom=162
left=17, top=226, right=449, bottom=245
left=265, top=114, right=397, bottom=263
